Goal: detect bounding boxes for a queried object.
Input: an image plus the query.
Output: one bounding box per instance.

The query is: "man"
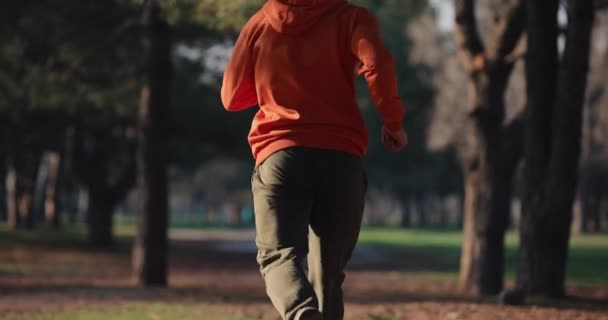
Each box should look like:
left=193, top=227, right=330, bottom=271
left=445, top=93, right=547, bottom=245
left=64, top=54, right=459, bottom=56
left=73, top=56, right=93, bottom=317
left=221, top=0, right=407, bottom=319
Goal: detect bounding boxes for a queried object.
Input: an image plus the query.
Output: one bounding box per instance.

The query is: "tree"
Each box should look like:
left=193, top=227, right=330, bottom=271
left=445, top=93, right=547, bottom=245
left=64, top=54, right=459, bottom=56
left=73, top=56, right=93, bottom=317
left=0, top=0, right=141, bottom=233
left=578, top=10, right=608, bottom=233
left=73, top=121, right=136, bottom=248
left=3, top=110, right=64, bottom=230
left=453, top=0, right=526, bottom=295
left=132, top=0, right=172, bottom=287
left=0, top=0, right=264, bottom=236
left=31, top=151, right=62, bottom=228
left=518, top=0, right=595, bottom=297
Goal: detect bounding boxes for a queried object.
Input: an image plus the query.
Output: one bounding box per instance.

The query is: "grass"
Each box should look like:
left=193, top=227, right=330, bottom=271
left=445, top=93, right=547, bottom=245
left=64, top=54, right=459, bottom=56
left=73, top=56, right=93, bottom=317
left=0, top=224, right=87, bottom=249
left=358, top=228, right=608, bottom=285
left=3, top=304, right=249, bottom=320
left=115, top=214, right=254, bottom=231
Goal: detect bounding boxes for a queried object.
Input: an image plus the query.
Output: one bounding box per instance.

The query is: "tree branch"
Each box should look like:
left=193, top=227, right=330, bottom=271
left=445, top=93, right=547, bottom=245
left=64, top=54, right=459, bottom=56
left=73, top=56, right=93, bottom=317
left=487, top=0, right=526, bottom=64
left=455, top=0, right=486, bottom=74
left=505, top=45, right=527, bottom=65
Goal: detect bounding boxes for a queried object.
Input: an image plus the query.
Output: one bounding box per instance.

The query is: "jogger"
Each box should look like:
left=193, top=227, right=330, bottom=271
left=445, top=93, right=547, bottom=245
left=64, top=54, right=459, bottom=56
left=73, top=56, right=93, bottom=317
left=253, top=148, right=366, bottom=320
left=221, top=0, right=407, bottom=318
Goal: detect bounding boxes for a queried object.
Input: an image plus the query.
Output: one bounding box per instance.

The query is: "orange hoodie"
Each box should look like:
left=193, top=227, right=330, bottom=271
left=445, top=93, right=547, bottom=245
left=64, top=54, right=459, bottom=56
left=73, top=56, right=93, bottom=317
left=221, top=0, right=405, bottom=166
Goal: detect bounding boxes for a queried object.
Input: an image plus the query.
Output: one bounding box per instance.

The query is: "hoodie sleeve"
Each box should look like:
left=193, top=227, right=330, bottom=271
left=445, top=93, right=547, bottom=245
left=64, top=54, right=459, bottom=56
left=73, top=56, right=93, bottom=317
left=221, top=22, right=258, bottom=112
left=351, top=8, right=405, bottom=132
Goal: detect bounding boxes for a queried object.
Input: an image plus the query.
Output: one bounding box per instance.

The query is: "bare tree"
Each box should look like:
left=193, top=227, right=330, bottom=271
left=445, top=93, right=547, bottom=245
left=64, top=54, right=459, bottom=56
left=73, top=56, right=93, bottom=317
left=453, top=0, right=526, bottom=295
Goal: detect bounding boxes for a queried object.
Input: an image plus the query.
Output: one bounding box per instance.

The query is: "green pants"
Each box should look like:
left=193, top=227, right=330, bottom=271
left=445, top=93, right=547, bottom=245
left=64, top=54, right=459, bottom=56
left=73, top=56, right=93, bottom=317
left=252, top=147, right=366, bottom=320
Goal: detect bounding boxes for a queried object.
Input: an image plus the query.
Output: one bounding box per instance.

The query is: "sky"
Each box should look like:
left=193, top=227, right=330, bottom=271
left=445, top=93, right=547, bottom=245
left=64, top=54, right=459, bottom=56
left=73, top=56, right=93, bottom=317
left=430, top=0, right=455, bottom=32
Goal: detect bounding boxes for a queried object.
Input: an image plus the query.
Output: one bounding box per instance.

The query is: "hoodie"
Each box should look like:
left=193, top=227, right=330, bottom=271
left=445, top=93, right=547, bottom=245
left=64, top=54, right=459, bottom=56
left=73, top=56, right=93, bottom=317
left=221, top=0, right=405, bottom=166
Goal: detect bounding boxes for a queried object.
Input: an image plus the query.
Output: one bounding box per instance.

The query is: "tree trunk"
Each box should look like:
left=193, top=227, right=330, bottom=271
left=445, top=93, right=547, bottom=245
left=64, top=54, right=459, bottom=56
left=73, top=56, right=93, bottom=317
left=0, top=155, right=6, bottom=223
left=33, top=152, right=51, bottom=225
left=518, top=0, right=560, bottom=295
left=6, top=161, right=19, bottom=229
left=417, top=195, right=427, bottom=228
left=455, top=0, right=525, bottom=295
left=133, top=0, right=171, bottom=287
left=602, top=197, right=608, bottom=231
left=44, top=152, right=61, bottom=228
left=62, top=126, right=80, bottom=224
left=477, top=137, right=521, bottom=294
left=459, top=125, right=520, bottom=294
left=518, top=0, right=594, bottom=297
left=12, top=155, right=37, bottom=230
left=459, top=172, right=479, bottom=291
left=87, top=190, right=115, bottom=249
left=438, top=197, right=448, bottom=227
left=17, top=152, right=39, bottom=230
left=18, top=190, right=34, bottom=230
left=73, top=125, right=136, bottom=247
left=581, top=194, right=600, bottom=233
left=401, top=198, right=411, bottom=227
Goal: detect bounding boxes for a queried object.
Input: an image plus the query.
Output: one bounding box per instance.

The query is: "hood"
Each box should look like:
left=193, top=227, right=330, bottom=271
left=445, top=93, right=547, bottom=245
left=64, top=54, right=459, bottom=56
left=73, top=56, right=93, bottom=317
left=263, top=0, right=347, bottom=35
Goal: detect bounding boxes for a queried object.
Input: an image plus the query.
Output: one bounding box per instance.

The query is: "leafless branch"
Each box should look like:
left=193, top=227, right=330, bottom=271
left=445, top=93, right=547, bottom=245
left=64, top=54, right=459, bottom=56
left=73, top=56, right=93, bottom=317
left=487, top=0, right=526, bottom=63
left=455, top=0, right=486, bottom=73
left=505, top=45, right=527, bottom=64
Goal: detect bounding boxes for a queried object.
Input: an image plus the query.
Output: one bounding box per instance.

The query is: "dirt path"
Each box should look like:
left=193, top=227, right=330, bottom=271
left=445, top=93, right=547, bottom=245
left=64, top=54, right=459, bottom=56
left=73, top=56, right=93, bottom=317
left=1, top=229, right=607, bottom=319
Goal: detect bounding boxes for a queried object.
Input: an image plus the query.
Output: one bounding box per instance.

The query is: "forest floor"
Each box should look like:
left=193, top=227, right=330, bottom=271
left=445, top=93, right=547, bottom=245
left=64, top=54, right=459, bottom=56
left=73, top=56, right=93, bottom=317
left=0, top=226, right=607, bottom=320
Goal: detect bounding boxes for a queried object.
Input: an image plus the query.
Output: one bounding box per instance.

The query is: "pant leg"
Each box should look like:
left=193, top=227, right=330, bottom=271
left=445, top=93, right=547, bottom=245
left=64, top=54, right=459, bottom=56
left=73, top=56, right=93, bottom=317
left=252, top=148, right=319, bottom=320
left=307, top=150, right=366, bottom=320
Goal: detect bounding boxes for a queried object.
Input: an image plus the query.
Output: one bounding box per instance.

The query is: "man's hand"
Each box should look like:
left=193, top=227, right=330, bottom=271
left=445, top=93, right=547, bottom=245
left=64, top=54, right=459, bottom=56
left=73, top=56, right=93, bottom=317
left=382, top=126, right=408, bottom=152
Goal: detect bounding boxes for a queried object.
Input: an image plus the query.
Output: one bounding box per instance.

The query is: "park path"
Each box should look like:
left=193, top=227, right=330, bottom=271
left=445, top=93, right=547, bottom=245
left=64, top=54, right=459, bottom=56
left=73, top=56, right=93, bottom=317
left=1, top=228, right=607, bottom=319
left=169, top=228, right=388, bottom=266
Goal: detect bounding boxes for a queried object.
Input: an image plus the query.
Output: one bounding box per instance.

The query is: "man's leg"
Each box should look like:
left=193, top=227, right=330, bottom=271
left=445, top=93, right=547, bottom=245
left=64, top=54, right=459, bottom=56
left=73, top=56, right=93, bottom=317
left=252, top=148, right=319, bottom=320
left=308, top=151, right=366, bottom=320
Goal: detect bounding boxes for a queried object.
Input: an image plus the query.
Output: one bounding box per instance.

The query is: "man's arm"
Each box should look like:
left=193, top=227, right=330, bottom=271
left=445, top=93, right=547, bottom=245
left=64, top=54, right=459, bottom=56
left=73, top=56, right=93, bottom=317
left=351, top=8, right=405, bottom=132
left=221, top=23, right=258, bottom=112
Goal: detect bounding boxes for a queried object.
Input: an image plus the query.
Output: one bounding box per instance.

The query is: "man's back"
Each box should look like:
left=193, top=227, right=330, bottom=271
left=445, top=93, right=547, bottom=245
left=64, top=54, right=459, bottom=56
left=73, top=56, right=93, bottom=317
left=222, top=0, right=405, bottom=166
left=220, top=2, right=408, bottom=319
